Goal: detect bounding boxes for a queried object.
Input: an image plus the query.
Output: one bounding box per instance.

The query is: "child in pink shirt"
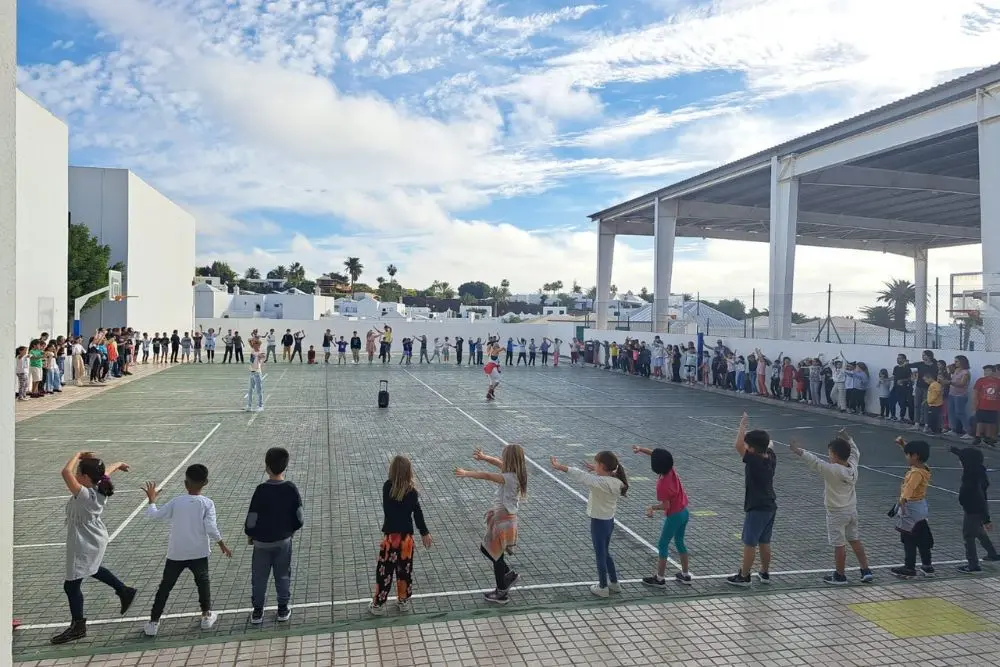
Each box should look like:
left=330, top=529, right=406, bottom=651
left=634, top=446, right=692, bottom=586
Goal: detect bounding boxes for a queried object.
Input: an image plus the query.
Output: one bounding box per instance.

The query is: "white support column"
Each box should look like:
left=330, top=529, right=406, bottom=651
left=652, top=198, right=677, bottom=333
left=0, top=0, right=16, bottom=660
left=595, top=220, right=615, bottom=330
left=913, top=247, right=929, bottom=348
left=979, top=85, right=1000, bottom=352
left=768, top=156, right=799, bottom=340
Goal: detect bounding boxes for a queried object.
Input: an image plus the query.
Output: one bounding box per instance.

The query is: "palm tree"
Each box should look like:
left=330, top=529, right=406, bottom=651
left=267, top=265, right=288, bottom=280
left=609, top=284, right=618, bottom=298
left=860, top=305, right=894, bottom=329
left=344, top=257, right=363, bottom=292
left=244, top=267, right=260, bottom=279
left=876, top=279, right=916, bottom=331
left=439, top=282, right=455, bottom=299
left=571, top=280, right=582, bottom=295
left=288, top=262, right=305, bottom=286
left=386, top=264, right=398, bottom=301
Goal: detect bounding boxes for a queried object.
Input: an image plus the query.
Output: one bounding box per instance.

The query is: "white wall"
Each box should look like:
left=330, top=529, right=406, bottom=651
left=15, top=91, right=68, bottom=342
left=585, top=327, right=1000, bottom=414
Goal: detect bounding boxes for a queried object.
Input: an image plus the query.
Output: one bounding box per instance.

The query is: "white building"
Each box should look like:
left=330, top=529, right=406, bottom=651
left=246, top=277, right=287, bottom=291
left=15, top=92, right=68, bottom=344
left=71, top=167, right=195, bottom=334
left=196, top=285, right=337, bottom=320
left=194, top=276, right=225, bottom=288
left=543, top=306, right=567, bottom=316
left=512, top=293, right=543, bottom=305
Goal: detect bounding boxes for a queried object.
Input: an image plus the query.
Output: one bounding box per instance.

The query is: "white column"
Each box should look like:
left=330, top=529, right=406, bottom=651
left=652, top=198, right=677, bottom=333
left=980, top=85, right=1000, bottom=352
left=0, top=0, right=16, bottom=660
left=595, top=220, right=615, bottom=330
left=768, top=155, right=799, bottom=340
left=913, top=247, right=928, bottom=348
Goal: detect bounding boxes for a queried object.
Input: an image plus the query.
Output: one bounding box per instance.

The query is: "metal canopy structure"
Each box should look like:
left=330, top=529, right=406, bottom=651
left=590, top=63, right=1000, bottom=348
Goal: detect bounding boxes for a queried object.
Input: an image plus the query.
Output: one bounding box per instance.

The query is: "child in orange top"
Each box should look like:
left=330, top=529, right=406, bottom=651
left=925, top=374, right=944, bottom=434
left=890, top=437, right=934, bottom=578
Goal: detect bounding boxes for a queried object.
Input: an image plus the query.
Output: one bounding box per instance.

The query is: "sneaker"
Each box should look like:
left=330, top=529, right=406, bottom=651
left=397, top=599, right=411, bottom=613
left=960, top=433, right=974, bottom=440
left=755, top=571, right=771, bottom=585
left=860, top=569, right=874, bottom=583
left=200, top=611, right=218, bottom=630
left=483, top=590, right=509, bottom=605
left=675, top=572, right=693, bottom=585
left=607, top=582, right=621, bottom=594
left=254, top=406, right=263, bottom=412
left=823, top=572, right=848, bottom=586
left=276, top=606, right=291, bottom=622
left=590, top=584, right=610, bottom=598
left=249, top=608, right=264, bottom=624
left=958, top=565, right=983, bottom=574
left=367, top=602, right=386, bottom=617
left=143, top=621, right=159, bottom=637
left=502, top=570, right=519, bottom=591
left=920, top=565, right=935, bottom=577
left=891, top=566, right=917, bottom=579
left=119, top=587, right=138, bottom=615
left=726, top=572, right=752, bottom=588
left=641, top=576, right=666, bottom=589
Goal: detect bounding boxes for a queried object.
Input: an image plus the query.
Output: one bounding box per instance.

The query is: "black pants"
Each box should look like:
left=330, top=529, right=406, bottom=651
left=927, top=405, right=942, bottom=433
left=64, top=567, right=127, bottom=621
left=542, top=351, right=549, bottom=365
left=477, top=350, right=483, bottom=365
left=291, top=347, right=303, bottom=362
left=879, top=397, right=890, bottom=417
left=517, top=353, right=526, bottom=366
left=150, top=558, right=211, bottom=621
left=901, top=520, right=934, bottom=569
left=456, top=350, right=463, bottom=364
left=528, top=352, right=536, bottom=366
left=468, top=348, right=475, bottom=364
left=142, top=349, right=149, bottom=362
left=783, top=387, right=792, bottom=400
left=505, top=351, right=513, bottom=365
left=207, top=349, right=215, bottom=362
left=481, top=546, right=511, bottom=591
left=223, top=346, right=233, bottom=363
left=770, top=377, right=780, bottom=396
left=235, top=347, right=244, bottom=363
left=964, top=513, right=998, bottom=568
left=170, top=346, right=179, bottom=363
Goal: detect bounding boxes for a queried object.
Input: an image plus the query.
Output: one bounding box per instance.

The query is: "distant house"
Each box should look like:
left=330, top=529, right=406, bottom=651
left=315, top=274, right=350, bottom=296
left=246, top=277, right=288, bottom=291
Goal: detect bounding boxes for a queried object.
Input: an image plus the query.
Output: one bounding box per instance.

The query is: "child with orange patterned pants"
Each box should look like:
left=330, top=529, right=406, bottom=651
left=370, top=456, right=433, bottom=615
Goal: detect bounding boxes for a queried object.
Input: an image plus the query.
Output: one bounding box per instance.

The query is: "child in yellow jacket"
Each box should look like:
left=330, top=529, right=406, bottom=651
left=890, top=437, right=934, bottom=578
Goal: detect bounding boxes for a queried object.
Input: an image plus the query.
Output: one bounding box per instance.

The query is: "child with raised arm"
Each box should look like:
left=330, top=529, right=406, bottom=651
left=634, top=446, right=693, bottom=586
left=142, top=465, right=232, bottom=636
left=369, top=456, right=433, bottom=616
left=550, top=452, right=628, bottom=597
left=951, top=446, right=1000, bottom=573
left=727, top=413, right=777, bottom=588
left=890, top=437, right=935, bottom=578
left=455, top=445, right=528, bottom=605
left=246, top=335, right=265, bottom=412
left=789, top=429, right=873, bottom=585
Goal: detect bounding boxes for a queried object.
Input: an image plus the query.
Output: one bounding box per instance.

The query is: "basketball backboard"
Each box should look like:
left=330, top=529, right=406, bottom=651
left=108, top=269, right=123, bottom=301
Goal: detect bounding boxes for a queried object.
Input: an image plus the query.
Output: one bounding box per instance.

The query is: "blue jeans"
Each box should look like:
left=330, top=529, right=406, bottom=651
left=251, top=539, right=292, bottom=608
left=56, top=356, right=65, bottom=384
left=948, top=394, right=968, bottom=435
left=248, top=372, right=263, bottom=409
left=590, top=518, right=618, bottom=588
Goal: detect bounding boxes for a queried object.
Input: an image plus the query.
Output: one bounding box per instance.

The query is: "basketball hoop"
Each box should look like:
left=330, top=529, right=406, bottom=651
left=947, top=309, right=982, bottom=322
left=114, top=295, right=127, bottom=302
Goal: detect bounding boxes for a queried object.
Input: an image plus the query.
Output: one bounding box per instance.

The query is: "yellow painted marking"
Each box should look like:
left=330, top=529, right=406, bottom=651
left=848, top=598, right=998, bottom=638
left=691, top=510, right=718, bottom=517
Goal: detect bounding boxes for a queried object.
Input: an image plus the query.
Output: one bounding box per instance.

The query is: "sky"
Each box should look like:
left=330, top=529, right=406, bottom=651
left=15, top=0, right=1000, bottom=317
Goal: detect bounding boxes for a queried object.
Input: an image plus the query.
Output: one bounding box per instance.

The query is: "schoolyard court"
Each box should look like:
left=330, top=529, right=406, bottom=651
left=11, top=360, right=1000, bottom=660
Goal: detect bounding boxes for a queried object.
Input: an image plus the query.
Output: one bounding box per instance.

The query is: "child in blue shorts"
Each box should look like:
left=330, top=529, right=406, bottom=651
left=728, top=413, right=777, bottom=588
left=634, top=446, right=693, bottom=587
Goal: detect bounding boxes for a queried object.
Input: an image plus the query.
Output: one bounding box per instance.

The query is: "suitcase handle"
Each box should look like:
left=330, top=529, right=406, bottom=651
left=380, top=380, right=388, bottom=389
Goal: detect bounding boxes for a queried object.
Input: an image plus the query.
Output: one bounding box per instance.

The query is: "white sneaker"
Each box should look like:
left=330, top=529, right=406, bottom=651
left=397, top=599, right=412, bottom=613
left=589, top=584, right=610, bottom=598
left=200, top=611, right=218, bottom=630
left=607, top=582, right=621, bottom=594
left=961, top=434, right=974, bottom=440
left=244, top=406, right=252, bottom=412
left=143, top=621, right=159, bottom=637
left=254, top=406, right=263, bottom=412
left=368, top=602, right=386, bottom=616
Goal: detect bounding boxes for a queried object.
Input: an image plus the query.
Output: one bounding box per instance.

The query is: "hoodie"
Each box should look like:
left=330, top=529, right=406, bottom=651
left=952, top=446, right=991, bottom=521
left=800, top=437, right=860, bottom=511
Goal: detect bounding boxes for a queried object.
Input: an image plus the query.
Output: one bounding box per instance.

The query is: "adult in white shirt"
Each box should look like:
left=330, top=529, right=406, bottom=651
left=71, top=338, right=86, bottom=386
left=265, top=329, right=277, bottom=363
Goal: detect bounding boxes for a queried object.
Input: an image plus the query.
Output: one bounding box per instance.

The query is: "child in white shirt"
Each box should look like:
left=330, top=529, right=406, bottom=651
left=15, top=346, right=29, bottom=400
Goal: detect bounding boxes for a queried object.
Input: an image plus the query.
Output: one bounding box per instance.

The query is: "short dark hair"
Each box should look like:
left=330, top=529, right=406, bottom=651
left=903, top=440, right=930, bottom=463
left=744, top=430, right=771, bottom=453
left=186, top=464, right=209, bottom=485
left=265, top=447, right=290, bottom=475
left=828, top=438, right=851, bottom=462
left=649, top=448, right=674, bottom=476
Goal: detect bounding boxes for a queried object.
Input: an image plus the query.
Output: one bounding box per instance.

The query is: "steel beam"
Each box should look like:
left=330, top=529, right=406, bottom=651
left=801, top=165, right=979, bottom=196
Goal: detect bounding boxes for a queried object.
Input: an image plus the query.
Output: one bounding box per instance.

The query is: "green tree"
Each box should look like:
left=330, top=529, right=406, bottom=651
left=287, top=262, right=306, bottom=286
left=876, top=279, right=916, bottom=331
left=461, top=292, right=477, bottom=305
left=344, top=257, right=364, bottom=291
left=571, top=280, right=582, bottom=295
left=860, top=304, right=894, bottom=328
left=712, top=298, right=747, bottom=320
left=585, top=286, right=596, bottom=300
left=791, top=312, right=811, bottom=324
left=68, top=223, right=124, bottom=319
left=386, top=264, right=398, bottom=300
left=195, top=260, right=238, bottom=286
left=267, top=265, right=287, bottom=280
left=457, top=281, right=490, bottom=300
left=639, top=286, right=652, bottom=303
left=244, top=267, right=261, bottom=279
left=439, top=282, right=456, bottom=299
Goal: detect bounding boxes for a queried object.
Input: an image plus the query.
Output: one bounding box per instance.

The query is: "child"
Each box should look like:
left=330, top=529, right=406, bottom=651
left=369, top=456, right=433, bottom=616
left=728, top=413, right=776, bottom=587
left=971, top=365, right=999, bottom=447
left=951, top=446, right=1000, bottom=573
left=925, top=373, right=944, bottom=434
left=789, top=430, right=873, bottom=584
left=633, top=446, right=693, bottom=586
left=337, top=336, right=348, bottom=365
left=780, top=357, right=794, bottom=400
left=51, top=452, right=137, bottom=645
left=890, top=437, right=934, bottom=578
left=306, top=345, right=316, bottom=364
left=15, top=346, right=29, bottom=400
left=877, top=369, right=892, bottom=418
left=246, top=337, right=265, bottom=412
left=550, top=452, right=628, bottom=597
left=455, top=445, right=528, bottom=605
left=484, top=340, right=503, bottom=401
left=142, top=465, right=232, bottom=636
left=245, top=447, right=304, bottom=624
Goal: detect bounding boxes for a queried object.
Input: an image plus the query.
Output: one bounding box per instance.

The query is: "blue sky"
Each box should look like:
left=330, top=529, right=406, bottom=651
left=16, top=0, right=1000, bottom=314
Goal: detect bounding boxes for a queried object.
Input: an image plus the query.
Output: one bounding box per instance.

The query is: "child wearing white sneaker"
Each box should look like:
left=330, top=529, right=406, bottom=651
left=142, top=465, right=231, bottom=636
left=634, top=446, right=693, bottom=587
left=550, top=452, right=628, bottom=597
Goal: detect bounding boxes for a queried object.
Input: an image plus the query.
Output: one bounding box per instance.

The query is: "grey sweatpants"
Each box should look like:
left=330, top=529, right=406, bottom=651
left=251, top=539, right=293, bottom=608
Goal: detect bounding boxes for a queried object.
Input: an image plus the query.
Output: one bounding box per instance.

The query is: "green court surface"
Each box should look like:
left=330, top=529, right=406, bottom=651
left=12, top=360, right=1000, bottom=660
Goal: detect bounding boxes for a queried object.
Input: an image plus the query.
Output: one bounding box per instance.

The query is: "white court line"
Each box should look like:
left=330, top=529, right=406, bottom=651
left=15, top=439, right=201, bottom=445
left=107, top=423, right=222, bottom=542
left=14, top=423, right=197, bottom=428
left=14, top=542, right=65, bottom=549
left=248, top=369, right=286, bottom=426
left=15, top=489, right=144, bottom=503
left=14, top=558, right=972, bottom=631
left=401, top=369, right=678, bottom=567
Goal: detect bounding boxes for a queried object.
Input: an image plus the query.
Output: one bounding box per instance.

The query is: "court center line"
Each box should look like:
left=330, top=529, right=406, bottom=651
left=15, top=439, right=201, bottom=445
left=14, top=558, right=972, bottom=631
left=401, top=369, right=675, bottom=566
left=107, top=422, right=222, bottom=543
left=15, top=489, right=144, bottom=503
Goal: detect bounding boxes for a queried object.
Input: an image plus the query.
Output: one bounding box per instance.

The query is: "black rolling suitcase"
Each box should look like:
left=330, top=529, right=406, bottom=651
left=377, top=380, right=390, bottom=408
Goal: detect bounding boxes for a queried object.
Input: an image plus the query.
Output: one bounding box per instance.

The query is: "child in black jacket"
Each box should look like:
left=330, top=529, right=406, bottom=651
left=951, top=446, right=1000, bottom=572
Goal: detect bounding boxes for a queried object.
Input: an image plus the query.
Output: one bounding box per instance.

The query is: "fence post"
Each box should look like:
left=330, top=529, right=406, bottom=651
left=743, top=318, right=747, bottom=337
left=751, top=288, right=756, bottom=339
left=706, top=318, right=710, bottom=336
left=853, top=319, right=857, bottom=344
left=887, top=325, right=891, bottom=347
left=934, top=277, right=940, bottom=349
left=826, top=284, right=832, bottom=343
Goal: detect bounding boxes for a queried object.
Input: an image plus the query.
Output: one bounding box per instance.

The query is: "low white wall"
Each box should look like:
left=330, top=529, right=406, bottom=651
left=585, top=328, right=1000, bottom=415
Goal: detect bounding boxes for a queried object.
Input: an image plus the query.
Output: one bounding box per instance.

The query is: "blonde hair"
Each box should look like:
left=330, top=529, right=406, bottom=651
left=388, top=455, right=415, bottom=501
left=501, top=444, right=528, bottom=497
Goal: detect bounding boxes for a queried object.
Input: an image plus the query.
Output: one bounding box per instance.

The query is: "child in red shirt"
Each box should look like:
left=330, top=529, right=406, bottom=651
left=634, top=446, right=692, bottom=586
left=780, top=357, right=795, bottom=401
left=972, top=365, right=1000, bottom=447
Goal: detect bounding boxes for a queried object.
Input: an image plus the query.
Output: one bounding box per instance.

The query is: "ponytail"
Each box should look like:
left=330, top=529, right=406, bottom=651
left=595, top=451, right=628, bottom=496
left=614, top=463, right=628, bottom=497
left=96, top=475, right=115, bottom=497
left=79, top=458, right=115, bottom=497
